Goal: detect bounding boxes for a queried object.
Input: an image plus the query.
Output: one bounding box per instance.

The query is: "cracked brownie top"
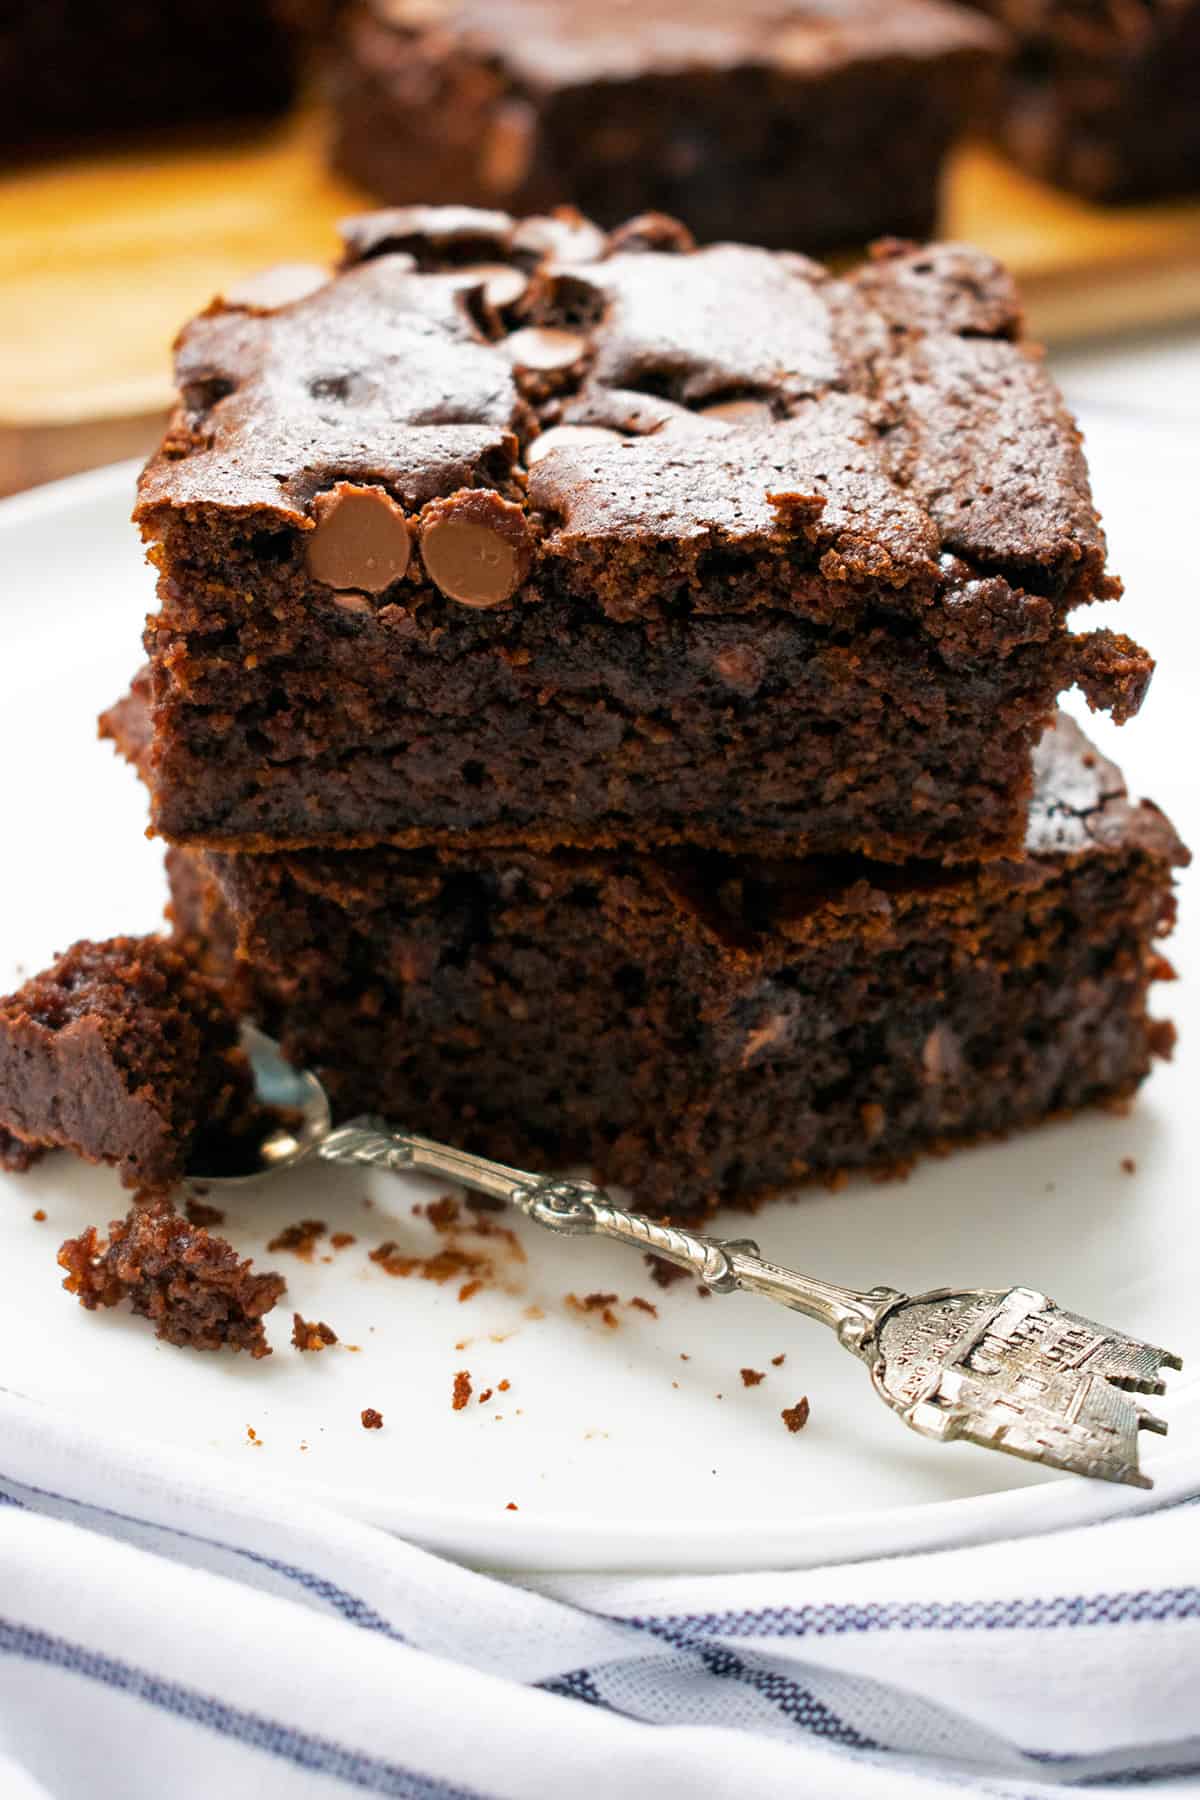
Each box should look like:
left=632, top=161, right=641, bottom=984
left=137, top=206, right=1121, bottom=639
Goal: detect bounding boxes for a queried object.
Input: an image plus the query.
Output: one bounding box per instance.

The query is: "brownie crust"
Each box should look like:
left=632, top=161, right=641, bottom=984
left=129, top=214, right=1148, bottom=866
left=59, top=1200, right=285, bottom=1356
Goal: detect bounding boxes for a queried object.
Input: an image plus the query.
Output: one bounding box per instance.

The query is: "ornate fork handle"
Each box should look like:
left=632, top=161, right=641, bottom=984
left=318, top=1119, right=893, bottom=1350
left=317, top=1117, right=1180, bottom=1487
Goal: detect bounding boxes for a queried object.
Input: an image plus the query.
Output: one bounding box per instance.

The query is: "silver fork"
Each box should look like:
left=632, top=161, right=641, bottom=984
left=198, top=1030, right=1183, bottom=1490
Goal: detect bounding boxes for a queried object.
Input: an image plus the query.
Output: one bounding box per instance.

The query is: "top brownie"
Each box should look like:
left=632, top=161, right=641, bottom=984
left=130, top=207, right=1150, bottom=862
left=329, top=0, right=1003, bottom=250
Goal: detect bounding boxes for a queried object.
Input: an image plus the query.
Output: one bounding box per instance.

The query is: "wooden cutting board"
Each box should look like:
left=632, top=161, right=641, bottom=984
left=2, top=107, right=1199, bottom=494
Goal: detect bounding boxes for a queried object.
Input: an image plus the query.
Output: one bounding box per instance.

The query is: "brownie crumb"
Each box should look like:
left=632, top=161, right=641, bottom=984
left=1121, top=1157, right=1137, bottom=1175
left=629, top=1296, right=658, bottom=1317
left=361, top=1407, right=384, bottom=1430
left=59, top=1200, right=285, bottom=1356
left=646, top=1254, right=689, bottom=1290
left=781, top=1397, right=811, bottom=1434
left=478, top=1387, right=494, bottom=1404
left=370, top=1239, right=488, bottom=1286
left=459, top=1277, right=483, bottom=1302
left=505, top=1502, right=518, bottom=1512
left=292, top=1313, right=338, bottom=1351
left=267, top=1219, right=327, bottom=1259
left=497, top=1378, right=510, bottom=1392
left=426, top=1194, right=460, bottom=1233
left=740, top=1368, right=766, bottom=1387
left=771, top=1354, right=786, bottom=1367
left=452, top=1369, right=472, bottom=1410
left=32, top=1208, right=46, bottom=1222
left=696, top=1286, right=712, bottom=1299
left=330, top=1231, right=356, bottom=1249
left=185, top=1197, right=226, bottom=1228
left=567, top=1291, right=620, bottom=1328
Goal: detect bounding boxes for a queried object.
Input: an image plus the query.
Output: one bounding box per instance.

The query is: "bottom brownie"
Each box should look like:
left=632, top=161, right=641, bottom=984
left=169, top=716, right=1185, bottom=1222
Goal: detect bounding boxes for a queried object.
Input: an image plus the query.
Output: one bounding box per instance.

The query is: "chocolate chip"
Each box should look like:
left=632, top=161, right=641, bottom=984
left=222, top=263, right=328, bottom=313
left=511, top=211, right=607, bottom=264
left=526, top=424, right=624, bottom=465
left=698, top=398, right=774, bottom=426
left=608, top=213, right=696, bottom=255
left=455, top=263, right=529, bottom=310
left=307, top=483, right=412, bottom=593
left=503, top=326, right=588, bottom=373
left=420, top=489, right=531, bottom=607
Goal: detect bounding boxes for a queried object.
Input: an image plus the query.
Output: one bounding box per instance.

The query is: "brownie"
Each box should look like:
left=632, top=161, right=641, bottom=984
left=328, top=0, right=1003, bottom=251
left=59, top=1199, right=285, bottom=1356
left=0, top=936, right=259, bottom=1191
left=124, top=214, right=1150, bottom=868
left=965, top=1, right=1200, bottom=201
left=166, top=714, right=1186, bottom=1223
left=0, top=2, right=302, bottom=162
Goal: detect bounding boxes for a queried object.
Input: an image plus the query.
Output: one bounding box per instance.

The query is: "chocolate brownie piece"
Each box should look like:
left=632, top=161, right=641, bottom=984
left=965, top=0, right=1200, bottom=201
left=59, top=1199, right=285, bottom=1356
left=0, top=936, right=258, bottom=1191
left=328, top=0, right=1002, bottom=251
left=125, top=214, right=1149, bottom=866
left=0, top=1, right=300, bottom=162
left=168, top=714, right=1186, bottom=1223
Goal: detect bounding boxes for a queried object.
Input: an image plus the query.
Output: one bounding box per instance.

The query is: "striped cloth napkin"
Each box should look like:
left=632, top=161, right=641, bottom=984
left=1, top=1387, right=1197, bottom=1799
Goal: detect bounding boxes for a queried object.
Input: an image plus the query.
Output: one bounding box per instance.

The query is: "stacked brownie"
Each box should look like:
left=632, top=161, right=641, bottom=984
left=107, top=206, right=1185, bottom=1220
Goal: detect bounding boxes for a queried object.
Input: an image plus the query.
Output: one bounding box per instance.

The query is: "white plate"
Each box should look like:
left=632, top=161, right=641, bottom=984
left=1, top=417, right=1197, bottom=1574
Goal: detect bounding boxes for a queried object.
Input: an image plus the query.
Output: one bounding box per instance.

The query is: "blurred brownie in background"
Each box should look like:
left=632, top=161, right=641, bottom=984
left=965, top=0, right=1200, bottom=200
left=0, top=0, right=306, bottom=160
left=328, top=0, right=1003, bottom=250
